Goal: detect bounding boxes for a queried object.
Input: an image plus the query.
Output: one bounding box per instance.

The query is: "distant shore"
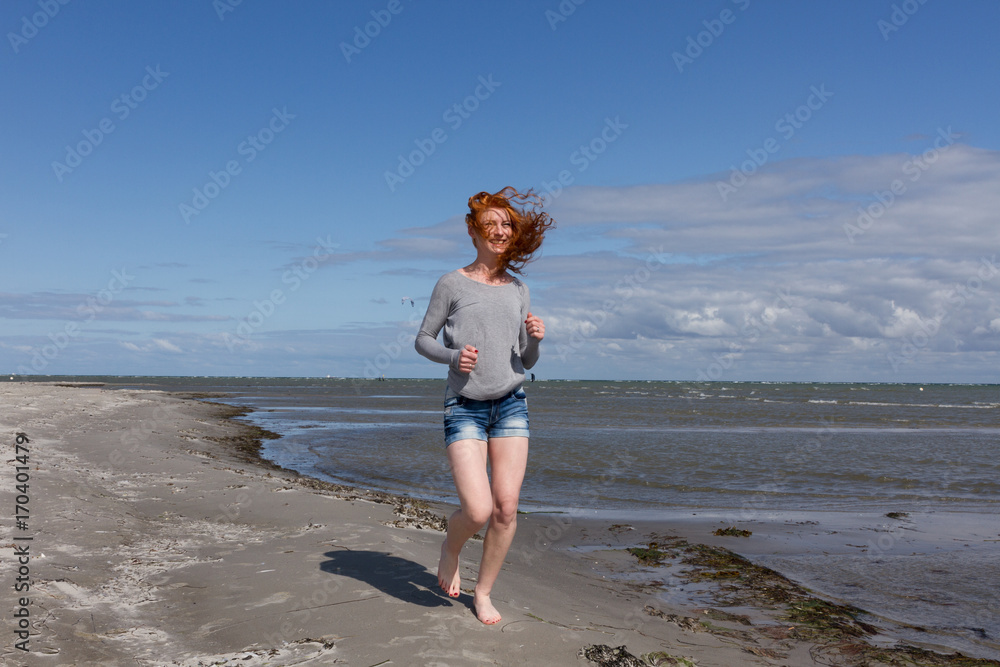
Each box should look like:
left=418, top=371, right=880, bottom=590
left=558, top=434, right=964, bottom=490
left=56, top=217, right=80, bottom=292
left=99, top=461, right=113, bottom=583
left=3, top=382, right=997, bottom=665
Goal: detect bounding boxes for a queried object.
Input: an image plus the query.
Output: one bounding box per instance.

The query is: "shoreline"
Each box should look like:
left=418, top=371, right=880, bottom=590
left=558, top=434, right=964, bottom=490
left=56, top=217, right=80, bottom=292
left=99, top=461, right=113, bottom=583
left=2, top=383, right=997, bottom=665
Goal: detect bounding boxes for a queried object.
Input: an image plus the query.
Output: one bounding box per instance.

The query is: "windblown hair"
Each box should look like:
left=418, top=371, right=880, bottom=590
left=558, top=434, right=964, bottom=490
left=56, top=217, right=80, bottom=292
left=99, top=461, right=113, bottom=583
left=465, top=187, right=555, bottom=276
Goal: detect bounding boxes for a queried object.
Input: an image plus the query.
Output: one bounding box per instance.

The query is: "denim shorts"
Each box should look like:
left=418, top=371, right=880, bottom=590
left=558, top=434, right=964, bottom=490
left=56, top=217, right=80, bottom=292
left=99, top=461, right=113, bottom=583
left=443, top=385, right=530, bottom=445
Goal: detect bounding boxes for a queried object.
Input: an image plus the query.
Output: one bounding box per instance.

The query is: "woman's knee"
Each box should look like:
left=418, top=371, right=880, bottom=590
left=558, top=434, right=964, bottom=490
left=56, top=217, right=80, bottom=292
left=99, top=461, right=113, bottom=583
left=464, top=501, right=493, bottom=528
left=492, top=498, right=519, bottom=527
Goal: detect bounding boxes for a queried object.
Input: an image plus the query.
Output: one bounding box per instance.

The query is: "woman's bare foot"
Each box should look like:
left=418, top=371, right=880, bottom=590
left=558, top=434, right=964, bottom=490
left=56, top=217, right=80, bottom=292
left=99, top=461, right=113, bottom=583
left=473, top=590, right=501, bottom=625
left=437, top=541, right=461, bottom=597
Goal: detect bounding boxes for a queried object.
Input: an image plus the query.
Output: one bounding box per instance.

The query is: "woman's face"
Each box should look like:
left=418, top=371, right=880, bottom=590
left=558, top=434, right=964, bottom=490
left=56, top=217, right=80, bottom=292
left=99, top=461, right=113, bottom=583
left=472, top=207, right=513, bottom=255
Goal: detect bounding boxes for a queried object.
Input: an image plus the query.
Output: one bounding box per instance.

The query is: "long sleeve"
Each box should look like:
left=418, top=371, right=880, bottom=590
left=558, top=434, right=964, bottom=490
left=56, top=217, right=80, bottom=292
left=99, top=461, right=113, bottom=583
left=414, top=277, right=461, bottom=369
left=518, top=283, right=540, bottom=370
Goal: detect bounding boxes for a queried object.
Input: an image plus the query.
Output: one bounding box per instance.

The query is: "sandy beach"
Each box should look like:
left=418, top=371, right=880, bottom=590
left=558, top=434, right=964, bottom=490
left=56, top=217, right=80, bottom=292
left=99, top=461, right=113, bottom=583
left=2, top=383, right=997, bottom=666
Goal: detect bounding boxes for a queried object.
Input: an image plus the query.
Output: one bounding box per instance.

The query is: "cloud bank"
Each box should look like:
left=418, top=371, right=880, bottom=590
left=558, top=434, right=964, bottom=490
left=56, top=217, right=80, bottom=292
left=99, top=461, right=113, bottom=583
left=4, top=143, right=998, bottom=382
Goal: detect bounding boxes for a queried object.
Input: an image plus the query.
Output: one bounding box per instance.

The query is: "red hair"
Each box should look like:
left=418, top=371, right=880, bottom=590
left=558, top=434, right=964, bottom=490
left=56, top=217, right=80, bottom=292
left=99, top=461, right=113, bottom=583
left=465, top=187, right=555, bottom=276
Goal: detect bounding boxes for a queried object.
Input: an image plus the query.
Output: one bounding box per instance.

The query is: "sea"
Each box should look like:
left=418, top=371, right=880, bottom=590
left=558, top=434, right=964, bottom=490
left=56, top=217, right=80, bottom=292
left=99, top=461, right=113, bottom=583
left=21, top=376, right=1000, bottom=659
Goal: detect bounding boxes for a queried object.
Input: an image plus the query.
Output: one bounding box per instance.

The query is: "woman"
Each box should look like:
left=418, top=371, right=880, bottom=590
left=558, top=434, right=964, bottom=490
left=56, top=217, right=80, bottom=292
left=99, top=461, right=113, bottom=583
left=415, top=187, right=554, bottom=625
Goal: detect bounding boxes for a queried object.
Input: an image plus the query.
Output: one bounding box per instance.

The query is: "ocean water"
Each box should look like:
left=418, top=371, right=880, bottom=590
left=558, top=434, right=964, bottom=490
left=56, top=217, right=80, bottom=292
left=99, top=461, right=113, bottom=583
left=144, top=378, right=999, bottom=516
left=24, top=376, right=1000, bottom=659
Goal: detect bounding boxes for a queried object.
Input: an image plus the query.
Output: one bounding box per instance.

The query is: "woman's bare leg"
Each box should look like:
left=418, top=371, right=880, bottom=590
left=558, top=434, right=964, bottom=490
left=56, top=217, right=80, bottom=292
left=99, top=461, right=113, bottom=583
left=473, top=436, right=529, bottom=624
left=438, top=439, right=491, bottom=598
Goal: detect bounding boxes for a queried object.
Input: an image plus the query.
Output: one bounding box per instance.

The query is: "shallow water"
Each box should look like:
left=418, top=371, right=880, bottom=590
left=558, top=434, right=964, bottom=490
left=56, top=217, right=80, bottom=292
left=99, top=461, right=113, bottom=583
left=231, top=380, right=999, bottom=517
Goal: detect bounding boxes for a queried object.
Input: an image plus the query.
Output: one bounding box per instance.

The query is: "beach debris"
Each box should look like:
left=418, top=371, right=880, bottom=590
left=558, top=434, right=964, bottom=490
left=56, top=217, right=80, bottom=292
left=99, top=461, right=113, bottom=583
left=885, top=511, right=910, bottom=519
left=202, top=403, right=283, bottom=467
left=627, top=542, right=668, bottom=565
left=782, top=598, right=879, bottom=640
left=163, top=637, right=337, bottom=666
left=632, top=533, right=1000, bottom=666
left=385, top=498, right=448, bottom=532
left=643, top=606, right=707, bottom=633
left=579, top=645, right=647, bottom=666
left=643, top=541, right=887, bottom=640
left=698, top=608, right=752, bottom=626
left=693, top=569, right=741, bottom=580
left=580, top=645, right=698, bottom=667
left=640, top=651, right=697, bottom=667
left=742, top=645, right=786, bottom=660
left=712, top=526, right=752, bottom=537
left=827, top=643, right=1000, bottom=666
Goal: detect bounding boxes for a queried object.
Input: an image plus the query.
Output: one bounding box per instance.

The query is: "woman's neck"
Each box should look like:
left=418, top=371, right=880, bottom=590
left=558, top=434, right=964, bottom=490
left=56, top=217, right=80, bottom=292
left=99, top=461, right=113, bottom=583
left=462, top=259, right=510, bottom=285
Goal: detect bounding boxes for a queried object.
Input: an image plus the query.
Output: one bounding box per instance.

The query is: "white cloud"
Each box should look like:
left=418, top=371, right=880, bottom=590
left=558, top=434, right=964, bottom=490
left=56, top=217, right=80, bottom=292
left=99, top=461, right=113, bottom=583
left=152, top=338, right=183, bottom=353
left=116, top=339, right=183, bottom=354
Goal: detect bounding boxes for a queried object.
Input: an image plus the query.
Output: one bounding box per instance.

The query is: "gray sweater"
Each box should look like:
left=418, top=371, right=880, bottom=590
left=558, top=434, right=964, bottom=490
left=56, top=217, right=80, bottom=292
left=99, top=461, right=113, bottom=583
left=415, top=270, right=539, bottom=400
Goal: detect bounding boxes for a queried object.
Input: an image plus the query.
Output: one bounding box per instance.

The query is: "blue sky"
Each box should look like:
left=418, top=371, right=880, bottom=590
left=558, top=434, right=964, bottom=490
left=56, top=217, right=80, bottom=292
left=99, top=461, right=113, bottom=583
left=2, top=0, right=999, bottom=382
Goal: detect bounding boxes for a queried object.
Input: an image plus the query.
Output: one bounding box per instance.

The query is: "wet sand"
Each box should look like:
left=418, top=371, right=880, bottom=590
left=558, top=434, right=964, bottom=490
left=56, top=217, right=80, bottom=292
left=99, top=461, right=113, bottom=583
left=2, top=383, right=996, bottom=666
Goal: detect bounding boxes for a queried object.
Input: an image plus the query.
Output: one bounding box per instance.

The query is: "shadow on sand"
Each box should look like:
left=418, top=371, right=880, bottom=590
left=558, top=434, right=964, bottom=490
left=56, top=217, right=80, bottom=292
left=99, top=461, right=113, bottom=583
left=321, top=549, right=458, bottom=608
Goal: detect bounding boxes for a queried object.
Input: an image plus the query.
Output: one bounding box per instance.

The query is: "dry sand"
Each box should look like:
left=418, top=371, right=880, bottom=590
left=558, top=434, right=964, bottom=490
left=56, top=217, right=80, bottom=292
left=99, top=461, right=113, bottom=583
left=1, top=384, right=993, bottom=666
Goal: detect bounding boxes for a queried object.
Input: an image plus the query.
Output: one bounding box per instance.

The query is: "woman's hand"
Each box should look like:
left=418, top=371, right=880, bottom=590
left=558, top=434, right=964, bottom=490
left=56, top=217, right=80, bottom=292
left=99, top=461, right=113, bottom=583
left=525, top=312, right=545, bottom=341
left=457, top=344, right=478, bottom=374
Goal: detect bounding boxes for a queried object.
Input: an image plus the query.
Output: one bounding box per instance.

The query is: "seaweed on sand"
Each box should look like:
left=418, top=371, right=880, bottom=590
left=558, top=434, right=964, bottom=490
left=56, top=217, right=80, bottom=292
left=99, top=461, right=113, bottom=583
left=580, top=645, right=696, bottom=667
left=203, top=403, right=284, bottom=467
left=626, top=542, right=669, bottom=565
left=628, top=539, right=1000, bottom=666
left=680, top=543, right=879, bottom=639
